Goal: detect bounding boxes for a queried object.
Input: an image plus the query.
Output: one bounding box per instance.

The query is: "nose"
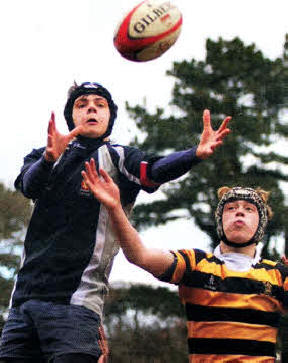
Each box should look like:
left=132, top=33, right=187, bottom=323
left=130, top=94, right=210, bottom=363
left=235, top=207, right=245, bottom=216
left=87, top=102, right=97, bottom=114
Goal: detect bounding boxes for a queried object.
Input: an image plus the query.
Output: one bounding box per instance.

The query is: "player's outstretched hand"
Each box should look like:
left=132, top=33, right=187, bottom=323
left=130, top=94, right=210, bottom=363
left=81, top=158, right=121, bottom=210
left=196, top=109, right=232, bottom=160
left=44, top=112, right=84, bottom=162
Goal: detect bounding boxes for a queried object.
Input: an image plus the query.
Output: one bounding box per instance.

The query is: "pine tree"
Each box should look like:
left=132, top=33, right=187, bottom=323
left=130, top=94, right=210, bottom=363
left=128, top=36, right=288, bottom=256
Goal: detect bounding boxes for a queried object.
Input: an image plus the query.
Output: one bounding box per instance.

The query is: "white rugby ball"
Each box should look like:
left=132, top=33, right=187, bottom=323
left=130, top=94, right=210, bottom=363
left=113, top=0, right=182, bottom=62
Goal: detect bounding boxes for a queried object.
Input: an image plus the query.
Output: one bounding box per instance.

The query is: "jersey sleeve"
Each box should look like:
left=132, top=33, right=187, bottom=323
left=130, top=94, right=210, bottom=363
left=148, top=146, right=201, bottom=184
left=158, top=249, right=197, bottom=285
left=276, top=263, right=288, bottom=310
left=109, top=144, right=201, bottom=193
left=108, top=145, right=161, bottom=193
left=14, top=147, right=54, bottom=199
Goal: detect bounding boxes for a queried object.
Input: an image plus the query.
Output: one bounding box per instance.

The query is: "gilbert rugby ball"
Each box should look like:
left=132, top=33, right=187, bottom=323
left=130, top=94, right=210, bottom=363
left=113, top=0, right=182, bottom=62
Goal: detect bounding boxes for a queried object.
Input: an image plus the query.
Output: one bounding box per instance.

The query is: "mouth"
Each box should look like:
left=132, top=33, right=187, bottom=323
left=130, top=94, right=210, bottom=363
left=234, top=220, right=245, bottom=227
left=86, top=118, right=98, bottom=124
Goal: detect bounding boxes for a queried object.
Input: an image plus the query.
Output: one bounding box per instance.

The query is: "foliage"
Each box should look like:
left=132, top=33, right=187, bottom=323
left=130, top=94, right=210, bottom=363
left=104, top=284, right=187, bottom=362
left=127, top=35, right=288, bottom=257
left=0, top=182, right=31, bottom=329
left=125, top=35, right=288, bottom=359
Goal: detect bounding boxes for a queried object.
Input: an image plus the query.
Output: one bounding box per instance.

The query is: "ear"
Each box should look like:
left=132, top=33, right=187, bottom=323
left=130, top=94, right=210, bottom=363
left=256, top=188, right=270, bottom=203
left=256, top=188, right=274, bottom=220
left=217, top=186, right=231, bottom=199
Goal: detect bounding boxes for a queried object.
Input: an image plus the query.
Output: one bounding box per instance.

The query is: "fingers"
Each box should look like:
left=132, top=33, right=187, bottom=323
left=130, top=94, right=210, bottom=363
left=216, top=128, right=231, bottom=142
left=202, top=110, right=232, bottom=133
left=83, top=158, right=102, bottom=184
left=46, top=114, right=55, bottom=161
left=47, top=119, right=52, bottom=134
left=82, top=159, right=114, bottom=189
left=50, top=111, right=55, bottom=123
left=47, top=134, right=53, bottom=148
left=81, top=168, right=97, bottom=195
left=81, top=170, right=89, bottom=185
left=215, top=116, right=232, bottom=142
left=50, top=112, right=56, bottom=132
left=84, top=160, right=98, bottom=184
left=68, top=124, right=84, bottom=141
left=202, top=109, right=211, bottom=129
left=47, top=112, right=56, bottom=136
left=211, top=140, right=223, bottom=150
left=84, top=161, right=93, bottom=178
left=89, top=158, right=97, bottom=175
left=99, top=168, right=113, bottom=184
left=217, top=116, right=232, bottom=133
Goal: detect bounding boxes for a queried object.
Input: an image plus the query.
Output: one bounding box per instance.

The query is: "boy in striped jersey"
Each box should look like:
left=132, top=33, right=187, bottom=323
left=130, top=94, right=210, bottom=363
left=82, top=164, right=288, bottom=362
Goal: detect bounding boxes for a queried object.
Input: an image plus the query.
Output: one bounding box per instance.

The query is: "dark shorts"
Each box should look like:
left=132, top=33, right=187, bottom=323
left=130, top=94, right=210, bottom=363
left=0, top=300, right=102, bottom=362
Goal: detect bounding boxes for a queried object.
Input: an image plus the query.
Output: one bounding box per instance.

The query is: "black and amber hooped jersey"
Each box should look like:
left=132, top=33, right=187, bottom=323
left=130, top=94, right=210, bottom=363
left=159, top=248, right=288, bottom=362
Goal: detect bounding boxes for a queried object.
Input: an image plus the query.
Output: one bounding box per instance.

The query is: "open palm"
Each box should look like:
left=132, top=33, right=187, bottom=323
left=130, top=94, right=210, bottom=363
left=81, top=158, right=121, bottom=210
left=196, top=109, right=232, bottom=159
left=44, top=112, right=84, bottom=162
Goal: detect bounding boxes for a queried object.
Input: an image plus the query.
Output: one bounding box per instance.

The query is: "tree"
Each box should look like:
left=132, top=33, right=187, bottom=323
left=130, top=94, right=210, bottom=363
left=127, top=36, right=288, bottom=257
left=0, top=182, right=31, bottom=331
left=125, top=35, right=288, bottom=360
left=103, top=284, right=187, bottom=362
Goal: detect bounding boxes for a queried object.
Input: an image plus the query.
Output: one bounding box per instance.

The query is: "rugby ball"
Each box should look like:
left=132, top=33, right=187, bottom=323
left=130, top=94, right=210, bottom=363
left=113, top=0, right=182, bottom=62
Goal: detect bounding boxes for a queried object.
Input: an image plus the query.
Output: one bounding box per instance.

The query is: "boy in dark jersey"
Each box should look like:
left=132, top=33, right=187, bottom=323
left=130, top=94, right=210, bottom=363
left=82, top=162, right=288, bottom=362
left=0, top=82, right=231, bottom=363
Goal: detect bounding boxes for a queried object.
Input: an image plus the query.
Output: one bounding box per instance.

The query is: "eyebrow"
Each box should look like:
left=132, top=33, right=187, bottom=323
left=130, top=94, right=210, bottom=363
left=75, top=96, right=108, bottom=104
left=225, top=201, right=256, bottom=208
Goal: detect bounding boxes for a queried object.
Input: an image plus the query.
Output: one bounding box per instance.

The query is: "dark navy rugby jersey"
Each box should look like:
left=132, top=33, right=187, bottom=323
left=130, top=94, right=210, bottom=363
left=12, top=136, right=200, bottom=317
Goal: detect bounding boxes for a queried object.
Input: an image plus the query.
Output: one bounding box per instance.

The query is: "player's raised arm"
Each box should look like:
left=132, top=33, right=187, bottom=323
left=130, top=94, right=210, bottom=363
left=196, top=109, right=231, bottom=159
left=82, top=158, right=174, bottom=277
left=146, top=109, right=231, bottom=185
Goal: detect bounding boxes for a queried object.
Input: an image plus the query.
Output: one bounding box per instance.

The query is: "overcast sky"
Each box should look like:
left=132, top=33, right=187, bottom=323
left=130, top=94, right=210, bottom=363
left=0, top=0, right=287, bottom=287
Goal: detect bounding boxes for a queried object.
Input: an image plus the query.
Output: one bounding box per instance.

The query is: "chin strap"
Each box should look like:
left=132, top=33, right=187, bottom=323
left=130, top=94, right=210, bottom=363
left=221, top=234, right=257, bottom=248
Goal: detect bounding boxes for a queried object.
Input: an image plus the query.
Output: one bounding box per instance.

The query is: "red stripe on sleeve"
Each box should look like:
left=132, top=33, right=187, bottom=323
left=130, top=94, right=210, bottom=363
left=140, top=161, right=161, bottom=188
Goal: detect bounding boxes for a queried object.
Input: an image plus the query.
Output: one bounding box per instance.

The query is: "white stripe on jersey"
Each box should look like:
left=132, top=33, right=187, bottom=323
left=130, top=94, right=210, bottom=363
left=9, top=246, right=26, bottom=309
left=113, top=146, right=141, bottom=185
left=70, top=145, right=120, bottom=318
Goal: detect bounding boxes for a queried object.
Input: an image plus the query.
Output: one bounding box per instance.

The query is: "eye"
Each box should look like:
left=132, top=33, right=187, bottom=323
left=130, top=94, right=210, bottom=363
left=226, top=205, right=235, bottom=211
left=96, top=102, right=106, bottom=108
left=76, top=102, right=86, bottom=108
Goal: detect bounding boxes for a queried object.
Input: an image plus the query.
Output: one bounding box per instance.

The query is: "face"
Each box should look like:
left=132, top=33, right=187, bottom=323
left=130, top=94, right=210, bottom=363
left=222, top=200, right=259, bottom=244
left=72, top=94, right=110, bottom=138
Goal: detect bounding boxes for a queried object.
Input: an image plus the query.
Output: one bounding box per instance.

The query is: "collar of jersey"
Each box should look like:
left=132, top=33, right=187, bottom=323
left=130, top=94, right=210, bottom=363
left=74, top=135, right=108, bottom=150
left=213, top=243, right=262, bottom=272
